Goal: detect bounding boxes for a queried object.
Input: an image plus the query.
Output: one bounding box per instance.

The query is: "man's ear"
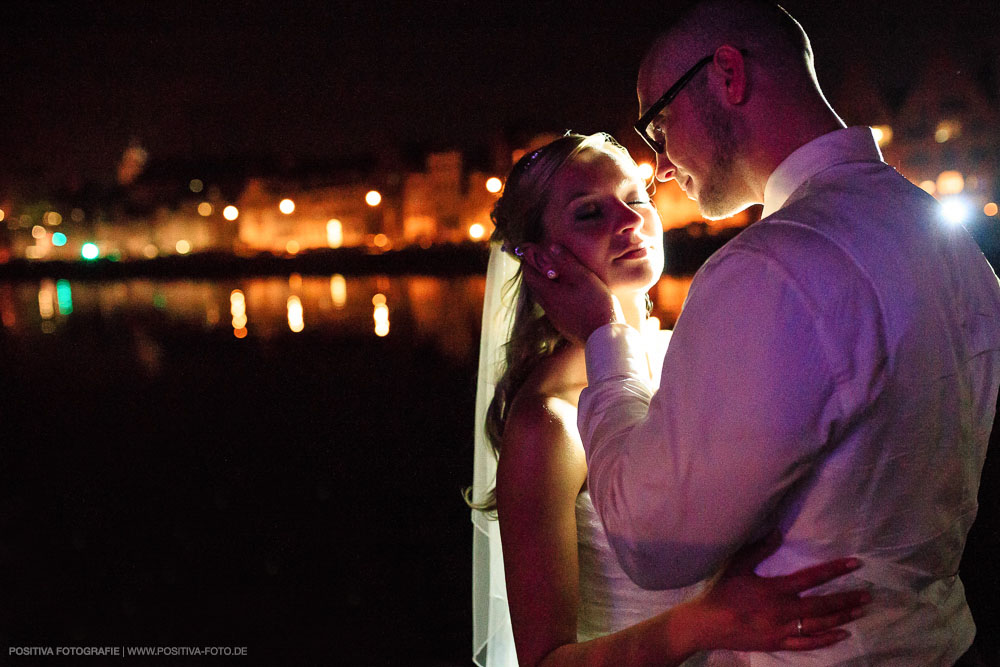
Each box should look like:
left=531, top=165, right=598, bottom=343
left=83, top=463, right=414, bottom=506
left=713, top=45, right=747, bottom=105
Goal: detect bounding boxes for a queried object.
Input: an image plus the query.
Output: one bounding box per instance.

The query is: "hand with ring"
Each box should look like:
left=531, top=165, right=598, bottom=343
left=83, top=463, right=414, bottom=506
left=674, top=531, right=870, bottom=654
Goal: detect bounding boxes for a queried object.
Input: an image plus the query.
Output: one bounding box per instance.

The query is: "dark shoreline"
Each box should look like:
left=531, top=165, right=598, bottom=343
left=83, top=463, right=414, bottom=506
left=0, top=227, right=747, bottom=282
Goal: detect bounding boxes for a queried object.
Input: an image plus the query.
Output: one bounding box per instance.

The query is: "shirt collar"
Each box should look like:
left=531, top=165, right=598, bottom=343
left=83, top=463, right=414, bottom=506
left=761, top=126, right=884, bottom=219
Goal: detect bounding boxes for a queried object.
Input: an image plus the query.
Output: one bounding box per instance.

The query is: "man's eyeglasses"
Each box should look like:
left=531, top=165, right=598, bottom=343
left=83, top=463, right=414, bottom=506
left=634, top=49, right=747, bottom=154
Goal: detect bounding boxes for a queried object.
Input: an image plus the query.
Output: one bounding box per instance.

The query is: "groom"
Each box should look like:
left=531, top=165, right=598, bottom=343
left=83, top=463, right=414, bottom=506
left=522, top=0, right=1000, bottom=664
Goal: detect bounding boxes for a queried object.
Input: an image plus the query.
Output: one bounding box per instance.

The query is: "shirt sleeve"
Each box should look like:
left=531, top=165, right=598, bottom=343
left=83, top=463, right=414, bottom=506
left=578, top=244, right=850, bottom=590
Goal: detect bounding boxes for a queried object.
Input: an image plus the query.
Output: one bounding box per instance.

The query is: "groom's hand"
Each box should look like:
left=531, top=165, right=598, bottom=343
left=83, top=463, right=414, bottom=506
left=519, top=243, right=622, bottom=345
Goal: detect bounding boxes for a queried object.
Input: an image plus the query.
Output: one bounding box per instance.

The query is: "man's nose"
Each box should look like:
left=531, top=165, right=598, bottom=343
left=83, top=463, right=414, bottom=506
left=655, top=153, right=676, bottom=182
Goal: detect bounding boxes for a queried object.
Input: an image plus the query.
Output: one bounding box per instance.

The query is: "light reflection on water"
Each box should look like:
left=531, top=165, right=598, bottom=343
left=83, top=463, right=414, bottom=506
left=0, top=274, right=693, bottom=363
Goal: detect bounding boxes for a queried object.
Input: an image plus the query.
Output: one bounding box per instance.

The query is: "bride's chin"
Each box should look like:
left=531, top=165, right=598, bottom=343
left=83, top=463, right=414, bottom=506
left=610, top=269, right=660, bottom=297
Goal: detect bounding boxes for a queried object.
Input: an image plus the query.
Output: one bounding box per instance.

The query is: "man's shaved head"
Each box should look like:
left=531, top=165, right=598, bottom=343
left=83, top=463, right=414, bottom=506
left=639, top=0, right=818, bottom=103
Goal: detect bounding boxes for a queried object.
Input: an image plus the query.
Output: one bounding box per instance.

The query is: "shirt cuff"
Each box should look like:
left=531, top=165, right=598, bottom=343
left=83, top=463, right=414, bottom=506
left=584, top=322, right=648, bottom=385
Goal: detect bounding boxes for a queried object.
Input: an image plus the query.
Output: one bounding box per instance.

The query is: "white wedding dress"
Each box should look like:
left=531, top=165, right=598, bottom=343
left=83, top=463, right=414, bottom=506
left=574, top=488, right=706, bottom=652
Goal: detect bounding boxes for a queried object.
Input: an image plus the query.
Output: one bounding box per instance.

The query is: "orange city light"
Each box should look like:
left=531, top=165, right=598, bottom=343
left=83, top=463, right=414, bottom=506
left=223, top=205, right=239, bottom=221
left=485, top=177, right=503, bottom=193
left=327, top=219, right=343, bottom=248
left=279, top=198, right=295, bottom=214
left=871, top=125, right=893, bottom=147
left=365, top=190, right=382, bottom=207
left=936, top=171, right=964, bottom=196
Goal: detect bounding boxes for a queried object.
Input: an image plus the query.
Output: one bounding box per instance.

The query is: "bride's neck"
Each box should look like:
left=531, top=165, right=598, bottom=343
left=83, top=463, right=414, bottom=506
left=616, top=290, right=649, bottom=332
left=546, top=291, right=651, bottom=399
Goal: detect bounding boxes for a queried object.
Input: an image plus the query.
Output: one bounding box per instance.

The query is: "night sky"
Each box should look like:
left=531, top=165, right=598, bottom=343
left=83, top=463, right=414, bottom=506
left=2, top=0, right=997, bottom=189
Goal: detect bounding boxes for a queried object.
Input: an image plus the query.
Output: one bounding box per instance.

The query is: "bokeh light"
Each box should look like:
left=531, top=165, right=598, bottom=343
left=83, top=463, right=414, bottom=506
left=327, top=219, right=343, bottom=248
left=871, top=125, right=893, bottom=146
left=373, top=233, right=388, bottom=248
left=56, top=280, right=73, bottom=315
left=189, top=179, right=204, bottom=193
left=638, top=163, right=654, bottom=182
left=223, top=206, right=239, bottom=221
left=365, top=190, right=382, bottom=206
left=330, top=275, right=347, bottom=309
left=279, top=198, right=295, bottom=214
left=51, top=232, right=67, bottom=247
left=81, top=243, right=99, bottom=260
left=937, top=171, right=964, bottom=196
left=287, top=296, right=304, bottom=333
left=934, top=120, right=961, bottom=143
left=469, top=223, right=485, bottom=240
left=286, top=240, right=300, bottom=254
left=38, top=281, right=55, bottom=320
left=373, top=302, right=389, bottom=337
left=231, top=289, right=247, bottom=332
left=176, top=240, right=191, bottom=254
left=486, top=177, right=503, bottom=193
left=31, top=225, right=46, bottom=239
left=197, top=202, right=213, bottom=216
left=986, top=202, right=999, bottom=217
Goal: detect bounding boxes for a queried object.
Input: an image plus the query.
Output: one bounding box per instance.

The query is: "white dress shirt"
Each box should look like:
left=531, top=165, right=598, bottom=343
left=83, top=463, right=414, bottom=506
left=578, top=127, right=1000, bottom=665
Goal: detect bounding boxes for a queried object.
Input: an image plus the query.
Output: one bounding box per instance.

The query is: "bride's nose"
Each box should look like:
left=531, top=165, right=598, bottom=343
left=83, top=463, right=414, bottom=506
left=613, top=202, right=644, bottom=235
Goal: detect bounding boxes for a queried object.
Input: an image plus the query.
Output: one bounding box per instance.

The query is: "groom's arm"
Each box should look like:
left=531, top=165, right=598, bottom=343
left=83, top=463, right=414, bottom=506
left=578, top=241, right=882, bottom=590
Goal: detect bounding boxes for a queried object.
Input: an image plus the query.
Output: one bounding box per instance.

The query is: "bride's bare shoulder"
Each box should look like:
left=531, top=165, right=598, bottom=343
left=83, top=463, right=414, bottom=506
left=497, top=348, right=588, bottom=492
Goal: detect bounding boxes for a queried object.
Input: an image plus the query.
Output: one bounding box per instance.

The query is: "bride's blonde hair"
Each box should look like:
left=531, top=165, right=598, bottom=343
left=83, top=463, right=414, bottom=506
left=469, top=132, right=638, bottom=514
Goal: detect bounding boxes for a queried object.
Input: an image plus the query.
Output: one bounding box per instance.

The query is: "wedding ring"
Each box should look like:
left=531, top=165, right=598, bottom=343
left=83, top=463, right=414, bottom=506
left=797, top=618, right=804, bottom=636
left=546, top=269, right=558, bottom=280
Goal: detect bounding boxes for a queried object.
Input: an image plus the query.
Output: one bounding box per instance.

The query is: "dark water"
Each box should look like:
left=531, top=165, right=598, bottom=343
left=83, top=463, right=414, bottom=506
left=0, top=274, right=997, bottom=665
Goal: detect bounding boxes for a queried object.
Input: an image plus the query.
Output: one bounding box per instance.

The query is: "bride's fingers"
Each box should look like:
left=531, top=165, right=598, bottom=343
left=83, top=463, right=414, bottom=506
left=774, top=557, right=863, bottom=594
left=778, top=628, right=851, bottom=652
left=798, top=606, right=867, bottom=635
left=797, top=589, right=871, bottom=620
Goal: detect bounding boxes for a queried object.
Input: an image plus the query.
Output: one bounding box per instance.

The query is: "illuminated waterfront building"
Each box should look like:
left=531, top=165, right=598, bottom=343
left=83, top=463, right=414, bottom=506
left=1, top=54, right=997, bottom=263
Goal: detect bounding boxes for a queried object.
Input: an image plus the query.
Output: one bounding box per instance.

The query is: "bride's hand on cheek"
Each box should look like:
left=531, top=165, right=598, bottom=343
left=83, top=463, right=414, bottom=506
left=518, top=243, right=621, bottom=345
left=685, top=532, right=871, bottom=653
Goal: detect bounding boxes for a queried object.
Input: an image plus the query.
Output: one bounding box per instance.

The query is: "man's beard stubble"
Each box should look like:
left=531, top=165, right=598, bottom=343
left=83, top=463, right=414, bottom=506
left=696, top=94, right=749, bottom=220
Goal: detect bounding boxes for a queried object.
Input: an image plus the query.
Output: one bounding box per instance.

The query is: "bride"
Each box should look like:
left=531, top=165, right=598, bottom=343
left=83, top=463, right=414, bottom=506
left=470, top=132, right=869, bottom=667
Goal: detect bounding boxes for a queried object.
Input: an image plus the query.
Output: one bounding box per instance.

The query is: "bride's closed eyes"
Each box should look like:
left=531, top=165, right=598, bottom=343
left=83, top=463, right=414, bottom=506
left=572, top=190, right=653, bottom=224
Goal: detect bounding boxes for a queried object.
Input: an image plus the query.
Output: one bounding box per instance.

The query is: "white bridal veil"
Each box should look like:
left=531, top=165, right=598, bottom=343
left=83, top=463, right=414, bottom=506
left=472, top=241, right=520, bottom=667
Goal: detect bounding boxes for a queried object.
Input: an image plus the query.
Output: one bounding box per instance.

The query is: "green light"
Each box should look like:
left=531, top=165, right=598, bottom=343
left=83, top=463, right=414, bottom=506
left=52, top=232, right=67, bottom=247
left=81, top=243, right=99, bottom=260
left=56, top=280, right=73, bottom=315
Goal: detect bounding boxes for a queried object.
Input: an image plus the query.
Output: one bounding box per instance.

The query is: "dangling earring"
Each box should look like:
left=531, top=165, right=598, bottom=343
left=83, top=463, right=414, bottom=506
left=645, top=293, right=654, bottom=316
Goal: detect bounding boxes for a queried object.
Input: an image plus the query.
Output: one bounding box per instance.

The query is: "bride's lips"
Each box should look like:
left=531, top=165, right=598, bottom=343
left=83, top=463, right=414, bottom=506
left=615, top=246, right=650, bottom=261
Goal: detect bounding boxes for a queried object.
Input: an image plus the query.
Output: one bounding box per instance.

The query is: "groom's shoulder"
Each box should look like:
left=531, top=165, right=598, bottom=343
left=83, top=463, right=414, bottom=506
left=712, top=212, right=862, bottom=274
left=693, top=213, right=881, bottom=310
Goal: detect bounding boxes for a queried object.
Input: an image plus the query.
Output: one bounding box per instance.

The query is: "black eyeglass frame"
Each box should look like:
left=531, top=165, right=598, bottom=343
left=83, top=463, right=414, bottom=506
left=633, top=48, right=747, bottom=154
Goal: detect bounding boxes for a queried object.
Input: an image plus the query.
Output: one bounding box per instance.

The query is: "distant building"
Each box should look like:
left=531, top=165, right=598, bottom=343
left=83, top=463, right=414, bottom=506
left=885, top=53, right=999, bottom=211
left=4, top=51, right=998, bottom=264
